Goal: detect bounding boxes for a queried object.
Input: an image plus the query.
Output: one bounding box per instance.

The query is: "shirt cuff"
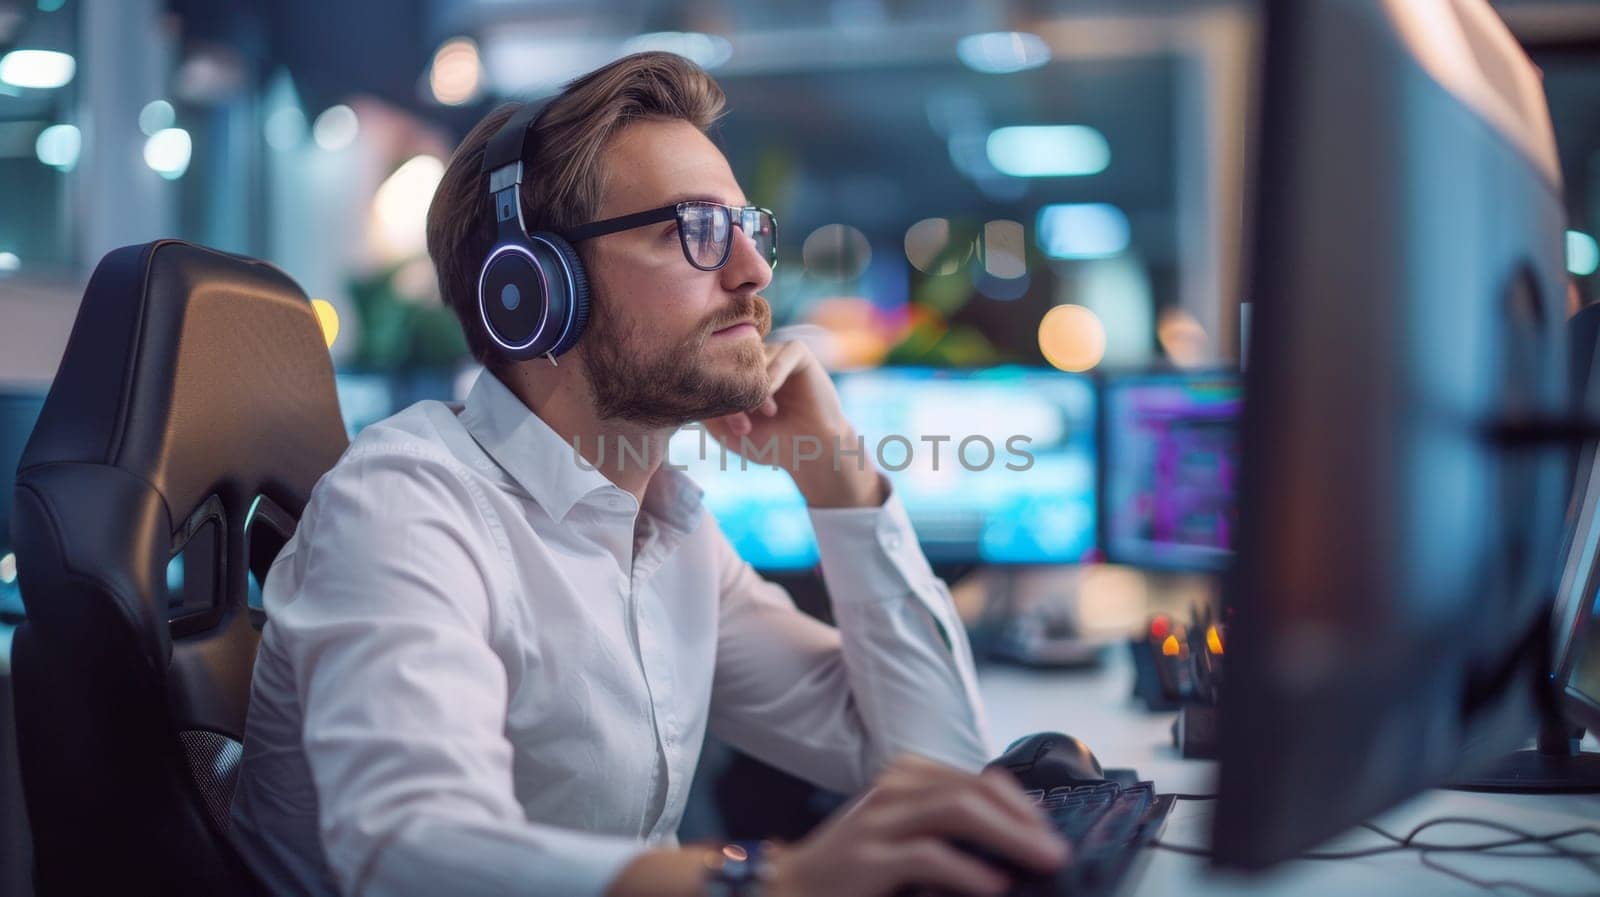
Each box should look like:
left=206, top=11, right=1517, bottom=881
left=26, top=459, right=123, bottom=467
left=808, top=477, right=939, bottom=604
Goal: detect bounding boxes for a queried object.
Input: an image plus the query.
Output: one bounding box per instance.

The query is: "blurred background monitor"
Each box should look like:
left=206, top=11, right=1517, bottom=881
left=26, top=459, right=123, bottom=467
left=334, top=373, right=399, bottom=439
left=676, top=366, right=1097, bottom=571
left=1215, top=0, right=1574, bottom=868
left=1098, top=371, right=1241, bottom=571
left=0, top=390, right=46, bottom=620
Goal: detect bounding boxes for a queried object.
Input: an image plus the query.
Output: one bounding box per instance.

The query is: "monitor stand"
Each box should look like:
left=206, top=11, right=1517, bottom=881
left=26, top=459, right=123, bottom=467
left=1448, top=721, right=1600, bottom=793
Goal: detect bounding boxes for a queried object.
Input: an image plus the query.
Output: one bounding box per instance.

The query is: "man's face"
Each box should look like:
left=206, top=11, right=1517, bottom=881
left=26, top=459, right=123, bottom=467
left=575, top=118, right=774, bottom=428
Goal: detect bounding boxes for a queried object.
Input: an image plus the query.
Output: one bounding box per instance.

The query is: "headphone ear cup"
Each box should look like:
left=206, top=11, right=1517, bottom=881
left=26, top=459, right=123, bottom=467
left=539, top=233, right=590, bottom=356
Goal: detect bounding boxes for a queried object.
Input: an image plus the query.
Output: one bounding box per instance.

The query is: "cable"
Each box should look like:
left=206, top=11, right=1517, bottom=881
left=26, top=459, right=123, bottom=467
left=1170, top=793, right=1217, bottom=801
left=1155, top=816, right=1600, bottom=864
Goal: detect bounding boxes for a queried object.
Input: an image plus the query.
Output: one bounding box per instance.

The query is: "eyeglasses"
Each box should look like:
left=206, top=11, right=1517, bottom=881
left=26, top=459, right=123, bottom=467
left=564, top=201, right=778, bottom=272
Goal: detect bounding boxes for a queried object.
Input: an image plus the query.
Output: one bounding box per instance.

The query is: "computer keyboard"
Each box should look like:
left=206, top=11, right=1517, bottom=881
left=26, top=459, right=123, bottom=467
left=1011, top=782, right=1175, bottom=897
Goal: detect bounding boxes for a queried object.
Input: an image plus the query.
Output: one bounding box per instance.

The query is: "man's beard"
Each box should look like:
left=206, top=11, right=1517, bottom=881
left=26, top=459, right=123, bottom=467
left=578, top=287, right=773, bottom=428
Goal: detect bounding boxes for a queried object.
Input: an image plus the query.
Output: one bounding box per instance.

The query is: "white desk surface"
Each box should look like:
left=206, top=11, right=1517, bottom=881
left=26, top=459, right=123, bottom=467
left=977, top=652, right=1600, bottom=897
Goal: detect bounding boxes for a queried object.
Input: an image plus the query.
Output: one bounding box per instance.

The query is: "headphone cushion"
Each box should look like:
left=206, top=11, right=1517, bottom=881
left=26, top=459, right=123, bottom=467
left=539, top=233, right=590, bottom=356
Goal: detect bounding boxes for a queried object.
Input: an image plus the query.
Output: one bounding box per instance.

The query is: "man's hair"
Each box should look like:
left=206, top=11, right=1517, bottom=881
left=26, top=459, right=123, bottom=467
left=425, top=51, right=727, bottom=371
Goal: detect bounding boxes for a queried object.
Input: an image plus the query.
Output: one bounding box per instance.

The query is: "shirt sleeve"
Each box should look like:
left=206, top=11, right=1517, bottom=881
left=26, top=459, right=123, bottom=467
left=272, top=447, right=644, bottom=897
left=707, top=476, right=991, bottom=794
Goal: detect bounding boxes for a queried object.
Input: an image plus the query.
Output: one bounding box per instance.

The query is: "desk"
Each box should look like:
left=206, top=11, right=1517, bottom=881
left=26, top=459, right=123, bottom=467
left=977, top=651, right=1600, bottom=896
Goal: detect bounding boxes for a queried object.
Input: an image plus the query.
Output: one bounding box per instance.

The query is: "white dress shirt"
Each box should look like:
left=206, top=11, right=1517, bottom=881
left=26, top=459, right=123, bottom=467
left=230, top=369, right=991, bottom=897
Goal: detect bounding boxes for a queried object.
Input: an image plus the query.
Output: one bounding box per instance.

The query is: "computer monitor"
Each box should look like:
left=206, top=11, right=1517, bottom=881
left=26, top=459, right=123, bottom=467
left=1098, top=371, right=1241, bottom=571
left=1214, top=0, right=1575, bottom=867
left=676, top=366, right=1098, bottom=570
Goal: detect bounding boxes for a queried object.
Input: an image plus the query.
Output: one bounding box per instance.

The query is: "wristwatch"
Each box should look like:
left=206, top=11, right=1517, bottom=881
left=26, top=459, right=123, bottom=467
left=703, top=840, right=774, bottom=897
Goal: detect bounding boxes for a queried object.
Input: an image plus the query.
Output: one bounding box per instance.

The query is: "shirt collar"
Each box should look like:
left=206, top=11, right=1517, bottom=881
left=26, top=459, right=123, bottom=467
left=458, top=369, right=704, bottom=530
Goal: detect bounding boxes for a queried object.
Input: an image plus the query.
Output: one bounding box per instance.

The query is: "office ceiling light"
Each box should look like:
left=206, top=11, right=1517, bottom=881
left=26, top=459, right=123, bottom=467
left=622, top=32, right=733, bottom=69
left=0, top=252, right=18, bottom=273
left=957, top=31, right=1050, bottom=74
left=313, top=104, right=358, bottom=151
left=1567, top=230, right=1599, bottom=277
left=987, top=125, right=1109, bottom=178
left=0, top=49, right=75, bottom=89
left=430, top=37, right=482, bottom=106
left=34, top=122, right=79, bottom=170
left=1036, top=203, right=1129, bottom=259
left=143, top=127, right=191, bottom=179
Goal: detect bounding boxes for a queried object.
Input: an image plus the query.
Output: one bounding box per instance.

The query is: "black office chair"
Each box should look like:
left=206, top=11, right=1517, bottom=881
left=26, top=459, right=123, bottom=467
left=9, top=240, right=349, bottom=896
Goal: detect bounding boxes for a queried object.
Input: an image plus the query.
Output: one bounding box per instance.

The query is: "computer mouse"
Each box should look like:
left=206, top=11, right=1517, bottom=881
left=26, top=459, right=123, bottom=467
left=987, top=731, right=1106, bottom=790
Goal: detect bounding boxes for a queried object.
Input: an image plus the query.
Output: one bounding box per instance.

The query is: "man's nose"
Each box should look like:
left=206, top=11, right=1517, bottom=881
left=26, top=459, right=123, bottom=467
left=720, top=225, right=773, bottom=294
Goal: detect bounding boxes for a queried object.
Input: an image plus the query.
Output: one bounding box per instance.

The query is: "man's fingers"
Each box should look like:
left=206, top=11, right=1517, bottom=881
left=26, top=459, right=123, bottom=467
left=883, top=838, right=1010, bottom=897
left=979, top=767, right=1054, bottom=827
left=763, top=340, right=809, bottom=396
left=877, top=787, right=1068, bottom=873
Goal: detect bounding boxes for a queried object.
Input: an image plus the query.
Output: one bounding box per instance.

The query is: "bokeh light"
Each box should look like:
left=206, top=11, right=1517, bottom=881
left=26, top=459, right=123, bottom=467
left=429, top=37, right=481, bottom=106
left=904, top=217, right=969, bottom=275
left=139, top=100, right=174, bottom=136
left=370, top=154, right=445, bottom=261
left=802, top=223, right=872, bottom=281
left=313, top=104, right=358, bottom=151
left=143, top=127, right=192, bottom=179
left=981, top=219, right=1027, bottom=279
left=310, top=299, right=340, bottom=348
left=1158, top=307, right=1210, bottom=367
left=1037, top=304, right=1106, bottom=372
left=0, top=49, right=75, bottom=89
left=1567, top=230, right=1599, bottom=277
left=956, top=32, right=1051, bottom=75
left=987, top=125, right=1110, bottom=178
left=34, top=123, right=79, bottom=170
left=1037, top=203, right=1130, bottom=259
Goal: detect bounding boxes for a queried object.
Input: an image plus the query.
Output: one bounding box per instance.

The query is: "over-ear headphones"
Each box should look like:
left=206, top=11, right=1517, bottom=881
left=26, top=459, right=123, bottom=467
left=477, top=103, right=591, bottom=363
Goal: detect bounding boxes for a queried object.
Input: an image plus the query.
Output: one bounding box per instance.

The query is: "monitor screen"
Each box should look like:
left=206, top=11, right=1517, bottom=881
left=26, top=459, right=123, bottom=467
left=676, top=366, right=1097, bottom=570
left=1100, top=372, right=1242, bottom=571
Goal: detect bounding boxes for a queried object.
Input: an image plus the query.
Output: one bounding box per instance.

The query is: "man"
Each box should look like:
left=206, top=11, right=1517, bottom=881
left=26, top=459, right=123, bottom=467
left=231, top=52, right=1067, bottom=897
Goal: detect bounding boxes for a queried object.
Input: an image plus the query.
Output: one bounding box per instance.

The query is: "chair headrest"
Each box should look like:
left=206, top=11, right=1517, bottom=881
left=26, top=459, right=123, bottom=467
left=21, top=240, right=349, bottom=524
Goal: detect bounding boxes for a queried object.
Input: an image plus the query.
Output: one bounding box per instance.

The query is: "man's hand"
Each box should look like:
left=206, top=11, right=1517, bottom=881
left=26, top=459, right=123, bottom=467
left=702, top=340, right=884, bottom=508
left=764, top=754, right=1071, bottom=897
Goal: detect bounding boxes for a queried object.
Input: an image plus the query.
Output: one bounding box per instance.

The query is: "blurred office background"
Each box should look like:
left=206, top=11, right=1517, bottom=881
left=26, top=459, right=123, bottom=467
left=3, top=0, right=1600, bottom=891
left=1, top=0, right=1597, bottom=386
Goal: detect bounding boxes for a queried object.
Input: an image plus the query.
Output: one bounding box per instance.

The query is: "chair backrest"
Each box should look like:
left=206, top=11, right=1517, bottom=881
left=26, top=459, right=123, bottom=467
left=10, top=240, right=349, bottom=895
